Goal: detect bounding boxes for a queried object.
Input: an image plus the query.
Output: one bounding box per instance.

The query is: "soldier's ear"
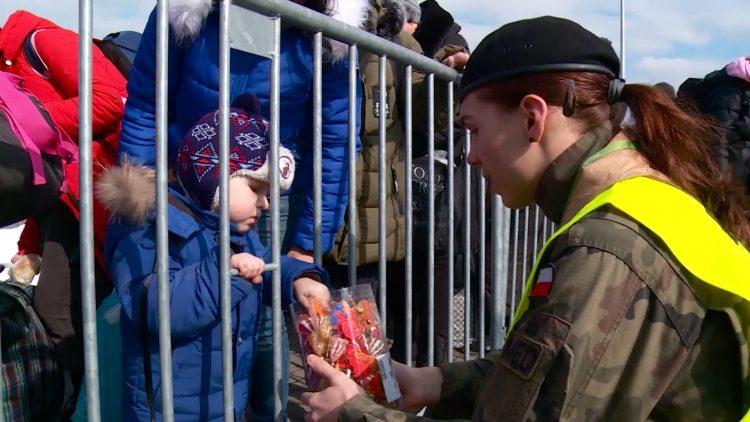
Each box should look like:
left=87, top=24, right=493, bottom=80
left=519, top=94, right=548, bottom=144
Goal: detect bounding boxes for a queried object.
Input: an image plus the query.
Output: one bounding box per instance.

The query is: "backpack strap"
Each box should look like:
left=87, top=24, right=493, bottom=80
left=0, top=73, right=61, bottom=185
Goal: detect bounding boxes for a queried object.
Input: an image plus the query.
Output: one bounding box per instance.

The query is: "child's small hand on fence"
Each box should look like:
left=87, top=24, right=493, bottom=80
left=293, top=277, right=330, bottom=309
left=230, top=253, right=265, bottom=284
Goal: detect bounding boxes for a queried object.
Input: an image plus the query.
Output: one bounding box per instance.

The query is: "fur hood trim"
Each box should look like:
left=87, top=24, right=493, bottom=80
left=169, top=0, right=370, bottom=62
left=96, top=160, right=156, bottom=225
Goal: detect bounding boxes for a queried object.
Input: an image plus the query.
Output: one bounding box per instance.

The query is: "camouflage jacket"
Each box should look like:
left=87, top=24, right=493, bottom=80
left=339, top=123, right=745, bottom=421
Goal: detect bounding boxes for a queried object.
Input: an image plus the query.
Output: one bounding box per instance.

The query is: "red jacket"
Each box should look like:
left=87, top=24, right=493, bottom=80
left=0, top=10, right=127, bottom=267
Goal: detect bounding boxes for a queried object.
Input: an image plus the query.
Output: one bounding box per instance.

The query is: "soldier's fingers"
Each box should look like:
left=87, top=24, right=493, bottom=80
left=307, top=354, right=341, bottom=381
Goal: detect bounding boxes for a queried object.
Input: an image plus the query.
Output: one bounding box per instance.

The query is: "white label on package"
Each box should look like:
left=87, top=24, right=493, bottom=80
left=376, top=353, right=402, bottom=403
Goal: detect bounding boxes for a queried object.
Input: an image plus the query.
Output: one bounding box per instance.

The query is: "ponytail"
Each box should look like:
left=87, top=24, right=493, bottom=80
left=620, top=84, right=750, bottom=247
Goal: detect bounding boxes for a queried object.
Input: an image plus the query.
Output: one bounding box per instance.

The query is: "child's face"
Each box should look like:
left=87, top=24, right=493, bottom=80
left=228, top=176, right=270, bottom=233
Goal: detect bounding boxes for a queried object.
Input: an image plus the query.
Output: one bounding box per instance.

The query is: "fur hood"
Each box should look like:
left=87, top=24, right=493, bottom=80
left=96, top=161, right=157, bottom=225
left=168, top=0, right=370, bottom=62
left=362, top=0, right=409, bottom=41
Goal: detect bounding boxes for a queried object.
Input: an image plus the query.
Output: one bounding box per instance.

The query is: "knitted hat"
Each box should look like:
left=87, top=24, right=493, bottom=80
left=176, top=97, right=295, bottom=210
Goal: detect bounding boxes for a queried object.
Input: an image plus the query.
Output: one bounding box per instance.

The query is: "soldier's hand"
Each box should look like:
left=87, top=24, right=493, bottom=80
left=392, top=361, right=443, bottom=413
left=301, top=355, right=363, bottom=422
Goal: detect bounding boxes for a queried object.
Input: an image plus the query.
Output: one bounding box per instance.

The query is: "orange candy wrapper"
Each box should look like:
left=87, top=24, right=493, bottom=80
left=291, top=284, right=401, bottom=405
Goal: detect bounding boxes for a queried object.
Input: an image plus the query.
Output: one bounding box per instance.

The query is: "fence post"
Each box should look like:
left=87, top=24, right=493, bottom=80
left=218, top=0, right=234, bottom=418
left=78, top=0, right=101, bottom=419
left=404, top=66, right=414, bottom=366
left=426, top=73, right=435, bottom=367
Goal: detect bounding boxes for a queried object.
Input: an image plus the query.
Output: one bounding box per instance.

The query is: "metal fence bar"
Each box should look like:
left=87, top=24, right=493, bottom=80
left=404, top=66, right=413, bottom=366
left=463, top=130, right=471, bottom=361
left=347, top=44, right=358, bottom=287
left=446, top=81, right=455, bottom=363
left=501, top=206, right=511, bottom=336
left=78, top=0, right=100, bottom=419
left=522, top=208, right=530, bottom=288
left=313, top=32, right=323, bottom=265
left=156, top=0, right=175, bottom=419
left=234, top=0, right=457, bottom=81
left=532, top=206, right=541, bottom=261
left=510, top=208, right=520, bottom=322
left=269, top=16, right=284, bottom=419
left=490, top=196, right=503, bottom=349
left=427, top=73, right=435, bottom=367
left=478, top=176, right=486, bottom=358
left=620, top=0, right=626, bottom=79
left=218, top=0, right=234, bottom=418
left=378, top=54, right=387, bottom=327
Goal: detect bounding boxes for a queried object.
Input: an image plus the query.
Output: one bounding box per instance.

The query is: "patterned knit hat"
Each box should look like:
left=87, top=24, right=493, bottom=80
left=176, top=97, right=295, bottom=210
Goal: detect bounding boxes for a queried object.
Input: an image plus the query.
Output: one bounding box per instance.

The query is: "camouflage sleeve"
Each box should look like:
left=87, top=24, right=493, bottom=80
left=340, top=395, right=472, bottom=422
left=339, top=355, right=500, bottom=421
left=428, top=353, right=501, bottom=418
left=479, top=231, right=698, bottom=421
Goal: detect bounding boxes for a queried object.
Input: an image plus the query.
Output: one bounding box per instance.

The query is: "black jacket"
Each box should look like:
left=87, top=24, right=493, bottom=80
left=678, top=68, right=750, bottom=190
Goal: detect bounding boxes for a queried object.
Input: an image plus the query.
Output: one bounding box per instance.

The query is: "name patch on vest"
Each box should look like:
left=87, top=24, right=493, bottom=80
left=500, top=333, right=543, bottom=379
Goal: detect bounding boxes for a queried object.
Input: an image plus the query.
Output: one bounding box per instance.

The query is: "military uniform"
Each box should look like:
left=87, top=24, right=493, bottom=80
left=338, top=122, right=745, bottom=421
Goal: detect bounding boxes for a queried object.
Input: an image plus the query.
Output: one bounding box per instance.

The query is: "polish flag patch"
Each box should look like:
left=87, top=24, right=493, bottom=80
left=530, top=267, right=554, bottom=298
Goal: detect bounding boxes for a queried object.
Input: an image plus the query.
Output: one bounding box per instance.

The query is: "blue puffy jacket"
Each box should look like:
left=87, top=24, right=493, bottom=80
left=104, top=182, right=328, bottom=421
left=119, top=7, right=362, bottom=252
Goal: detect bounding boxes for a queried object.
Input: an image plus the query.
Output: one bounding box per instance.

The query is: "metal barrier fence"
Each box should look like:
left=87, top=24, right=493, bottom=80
left=63, top=0, right=551, bottom=421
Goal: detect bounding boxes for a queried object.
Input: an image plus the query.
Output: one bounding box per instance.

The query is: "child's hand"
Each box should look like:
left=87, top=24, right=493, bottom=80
left=293, top=277, right=330, bottom=309
left=230, top=253, right=265, bottom=284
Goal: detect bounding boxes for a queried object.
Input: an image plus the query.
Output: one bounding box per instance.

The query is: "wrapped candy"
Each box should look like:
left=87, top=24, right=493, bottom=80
left=328, top=335, right=348, bottom=364
left=291, top=284, right=402, bottom=406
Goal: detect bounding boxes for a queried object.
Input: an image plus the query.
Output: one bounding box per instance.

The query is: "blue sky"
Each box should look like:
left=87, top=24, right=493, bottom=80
left=1, top=0, right=748, bottom=89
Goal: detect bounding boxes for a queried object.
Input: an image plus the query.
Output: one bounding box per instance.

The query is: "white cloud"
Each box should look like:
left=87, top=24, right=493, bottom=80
left=631, top=56, right=727, bottom=89
left=436, top=0, right=750, bottom=55
left=431, top=0, right=747, bottom=84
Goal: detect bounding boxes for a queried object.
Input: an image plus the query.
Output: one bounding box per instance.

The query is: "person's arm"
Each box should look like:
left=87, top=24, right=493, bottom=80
left=338, top=236, right=693, bottom=421
left=108, top=225, right=254, bottom=339
left=117, top=8, right=183, bottom=165
left=291, top=56, right=362, bottom=254
left=33, top=29, right=126, bottom=142
left=250, top=233, right=330, bottom=308
left=335, top=353, right=498, bottom=421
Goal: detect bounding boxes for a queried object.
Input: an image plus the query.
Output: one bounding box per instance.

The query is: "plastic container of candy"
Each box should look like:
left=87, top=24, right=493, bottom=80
left=292, top=284, right=402, bottom=406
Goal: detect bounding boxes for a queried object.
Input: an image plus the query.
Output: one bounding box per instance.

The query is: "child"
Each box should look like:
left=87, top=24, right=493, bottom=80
left=99, top=101, right=329, bottom=421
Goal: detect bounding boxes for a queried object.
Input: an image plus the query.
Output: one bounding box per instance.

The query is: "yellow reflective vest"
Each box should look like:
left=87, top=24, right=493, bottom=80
left=510, top=176, right=750, bottom=420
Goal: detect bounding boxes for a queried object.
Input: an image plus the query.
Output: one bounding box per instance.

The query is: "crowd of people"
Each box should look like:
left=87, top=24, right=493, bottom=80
left=1, top=1, right=749, bottom=421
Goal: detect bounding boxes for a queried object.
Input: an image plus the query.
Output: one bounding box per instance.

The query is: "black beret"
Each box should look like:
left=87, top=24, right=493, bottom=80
left=458, top=16, right=621, bottom=101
